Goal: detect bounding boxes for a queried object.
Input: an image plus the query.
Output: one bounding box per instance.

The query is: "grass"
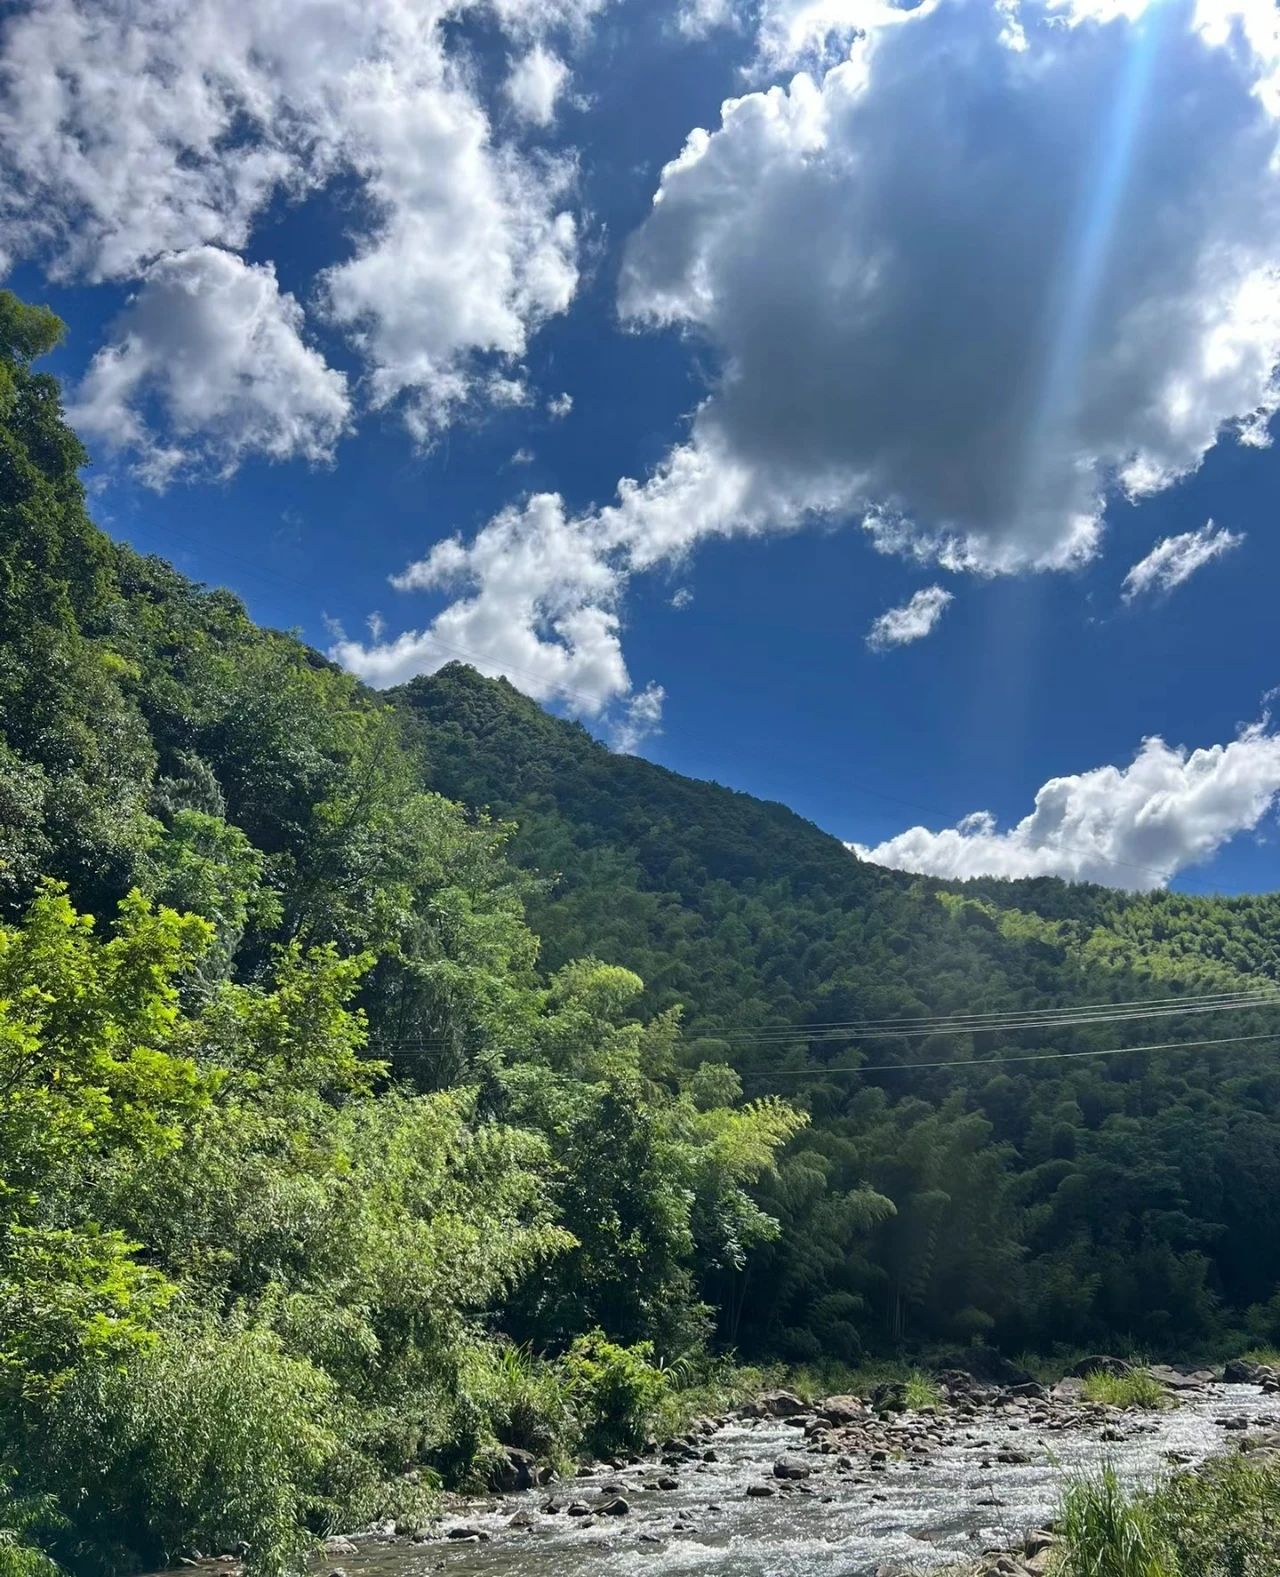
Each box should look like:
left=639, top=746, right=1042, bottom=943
left=1081, top=1369, right=1173, bottom=1411
left=1240, top=1348, right=1280, bottom=1369
left=904, top=1370, right=944, bottom=1410
left=1058, top=1454, right=1280, bottom=1577
left=1060, top=1467, right=1170, bottom=1577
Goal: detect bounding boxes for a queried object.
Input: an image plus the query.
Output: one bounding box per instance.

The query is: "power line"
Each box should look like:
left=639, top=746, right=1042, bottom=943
left=695, top=987, right=1271, bottom=1034
left=697, top=996, right=1277, bottom=1046
left=736, top=1028, right=1280, bottom=1080
left=367, top=988, right=1279, bottom=1051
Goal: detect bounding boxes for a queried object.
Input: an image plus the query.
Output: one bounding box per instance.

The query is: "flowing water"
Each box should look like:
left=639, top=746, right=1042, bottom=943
left=330, top=1386, right=1275, bottom=1577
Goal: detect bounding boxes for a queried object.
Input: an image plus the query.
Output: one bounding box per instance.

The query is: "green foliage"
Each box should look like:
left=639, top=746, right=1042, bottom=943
left=1082, top=1371, right=1174, bottom=1411
left=1061, top=1456, right=1280, bottom=1577
left=560, top=1331, right=669, bottom=1457
left=1061, top=1466, right=1171, bottom=1577
left=7, top=288, right=1280, bottom=1575
left=903, top=1370, right=943, bottom=1410
left=1149, top=1453, right=1280, bottom=1577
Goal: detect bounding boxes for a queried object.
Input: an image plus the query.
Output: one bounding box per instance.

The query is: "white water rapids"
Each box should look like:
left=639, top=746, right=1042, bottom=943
left=332, top=1384, right=1276, bottom=1577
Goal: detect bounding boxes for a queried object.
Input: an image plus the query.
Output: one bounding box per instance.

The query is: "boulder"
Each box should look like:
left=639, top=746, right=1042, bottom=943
left=1224, top=1358, right=1273, bottom=1385
left=1006, top=1381, right=1048, bottom=1400
left=1148, top=1365, right=1209, bottom=1391
left=595, top=1496, right=631, bottom=1516
left=818, top=1394, right=869, bottom=1424
left=870, top=1381, right=908, bottom=1414
left=938, top=1349, right=1035, bottom=1387
left=489, top=1445, right=538, bottom=1492
left=747, top=1482, right=776, bottom=1498
left=773, top=1455, right=812, bottom=1480
left=751, top=1390, right=808, bottom=1419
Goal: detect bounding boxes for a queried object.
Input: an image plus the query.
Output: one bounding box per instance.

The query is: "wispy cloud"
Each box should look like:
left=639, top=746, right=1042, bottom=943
left=1121, top=520, right=1244, bottom=601
left=866, top=586, right=952, bottom=651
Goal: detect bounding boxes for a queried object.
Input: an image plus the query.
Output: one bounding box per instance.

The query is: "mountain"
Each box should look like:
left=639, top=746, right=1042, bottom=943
left=398, top=663, right=1280, bottom=1357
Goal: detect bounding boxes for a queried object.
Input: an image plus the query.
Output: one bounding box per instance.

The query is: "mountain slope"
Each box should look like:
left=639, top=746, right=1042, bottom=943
left=399, top=664, right=1280, bottom=1356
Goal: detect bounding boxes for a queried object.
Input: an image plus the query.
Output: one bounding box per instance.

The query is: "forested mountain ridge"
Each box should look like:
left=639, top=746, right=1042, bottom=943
left=397, top=664, right=1280, bottom=1357
left=4, top=287, right=1280, bottom=1574
left=398, top=662, right=1280, bottom=1026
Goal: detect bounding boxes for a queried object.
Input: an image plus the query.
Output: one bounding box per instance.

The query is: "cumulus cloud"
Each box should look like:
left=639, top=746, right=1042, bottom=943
left=67, top=247, right=350, bottom=485
left=0, top=0, right=597, bottom=444
left=338, top=0, right=1280, bottom=715
left=619, top=0, right=1280, bottom=575
left=1121, top=519, right=1245, bottom=601
left=505, top=45, right=571, bottom=126
left=866, top=586, right=952, bottom=651
left=331, top=491, right=631, bottom=708
left=547, top=391, right=574, bottom=418
left=853, top=723, right=1280, bottom=889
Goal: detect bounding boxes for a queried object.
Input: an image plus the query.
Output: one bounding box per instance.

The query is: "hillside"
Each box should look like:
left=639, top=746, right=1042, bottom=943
left=400, top=664, right=1280, bottom=1356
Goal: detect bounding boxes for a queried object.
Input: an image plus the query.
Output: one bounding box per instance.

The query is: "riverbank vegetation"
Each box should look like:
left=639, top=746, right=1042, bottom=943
left=3, top=288, right=1280, bottom=1573
left=1059, top=1456, right=1280, bottom=1577
left=1080, top=1372, right=1174, bottom=1411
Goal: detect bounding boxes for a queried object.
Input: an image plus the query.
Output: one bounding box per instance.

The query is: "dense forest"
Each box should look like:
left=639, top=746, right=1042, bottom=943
left=2, top=289, right=1280, bottom=1573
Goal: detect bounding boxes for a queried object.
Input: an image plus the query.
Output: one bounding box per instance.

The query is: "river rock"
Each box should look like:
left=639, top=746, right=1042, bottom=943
left=489, top=1445, right=538, bottom=1492
left=774, top=1454, right=812, bottom=1480
left=748, top=1390, right=808, bottom=1418
left=819, top=1393, right=870, bottom=1424
left=656, top=1476, right=680, bottom=1491
left=445, top=1527, right=490, bottom=1542
left=323, top=1539, right=358, bottom=1557
left=595, top=1496, right=631, bottom=1515
left=938, top=1348, right=1036, bottom=1387
left=747, top=1483, right=776, bottom=1497
left=1148, top=1364, right=1211, bottom=1391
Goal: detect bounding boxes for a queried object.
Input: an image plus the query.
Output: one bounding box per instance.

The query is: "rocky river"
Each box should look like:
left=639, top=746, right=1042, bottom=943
left=317, top=1366, right=1280, bottom=1577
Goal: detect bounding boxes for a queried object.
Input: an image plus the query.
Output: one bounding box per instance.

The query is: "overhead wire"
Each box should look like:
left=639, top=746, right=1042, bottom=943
left=367, top=986, right=1279, bottom=1051
left=735, top=1028, right=1280, bottom=1080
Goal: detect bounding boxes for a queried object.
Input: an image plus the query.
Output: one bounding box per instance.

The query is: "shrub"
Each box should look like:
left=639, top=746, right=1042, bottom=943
left=0, top=1483, right=61, bottom=1577
left=560, top=1331, right=668, bottom=1457
left=31, top=1320, right=357, bottom=1577
left=1149, top=1453, right=1280, bottom=1577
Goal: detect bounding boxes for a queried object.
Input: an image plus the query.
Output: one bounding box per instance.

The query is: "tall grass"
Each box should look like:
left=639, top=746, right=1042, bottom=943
left=1060, top=1467, right=1171, bottom=1577
left=1081, top=1370, right=1172, bottom=1411
left=1059, top=1455, right=1280, bottom=1577
left=904, top=1370, right=943, bottom=1410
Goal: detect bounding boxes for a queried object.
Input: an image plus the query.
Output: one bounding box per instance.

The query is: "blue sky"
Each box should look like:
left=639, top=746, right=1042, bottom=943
left=5, top=0, right=1280, bottom=894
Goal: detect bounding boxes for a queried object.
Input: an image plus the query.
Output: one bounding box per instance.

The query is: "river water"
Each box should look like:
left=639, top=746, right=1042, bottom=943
left=332, top=1384, right=1276, bottom=1577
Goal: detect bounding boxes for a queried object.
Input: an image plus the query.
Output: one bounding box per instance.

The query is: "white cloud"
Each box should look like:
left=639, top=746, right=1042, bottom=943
left=618, top=0, right=1280, bottom=575
left=0, top=0, right=596, bottom=444
left=853, top=722, right=1280, bottom=889
left=612, top=682, right=666, bottom=752
left=866, top=585, right=952, bottom=651
left=66, top=247, right=350, bottom=485
left=670, top=586, right=694, bottom=609
left=547, top=391, right=574, bottom=418
left=337, top=0, right=1280, bottom=713
left=332, top=491, right=632, bottom=709
left=505, top=45, right=571, bottom=127
left=1121, top=519, right=1245, bottom=601
left=676, top=0, right=739, bottom=38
